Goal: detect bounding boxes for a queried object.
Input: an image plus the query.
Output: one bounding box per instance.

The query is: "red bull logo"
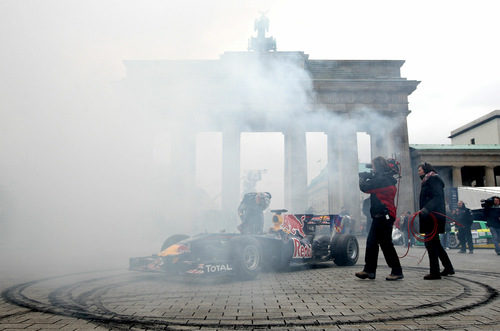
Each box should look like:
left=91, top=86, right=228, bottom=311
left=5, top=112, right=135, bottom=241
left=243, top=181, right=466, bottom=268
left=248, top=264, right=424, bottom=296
left=292, top=238, right=312, bottom=258
left=281, top=214, right=306, bottom=237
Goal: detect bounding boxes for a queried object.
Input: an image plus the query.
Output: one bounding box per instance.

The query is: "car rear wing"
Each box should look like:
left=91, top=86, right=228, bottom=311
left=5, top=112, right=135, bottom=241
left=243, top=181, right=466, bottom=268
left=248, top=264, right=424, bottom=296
left=295, top=214, right=342, bottom=232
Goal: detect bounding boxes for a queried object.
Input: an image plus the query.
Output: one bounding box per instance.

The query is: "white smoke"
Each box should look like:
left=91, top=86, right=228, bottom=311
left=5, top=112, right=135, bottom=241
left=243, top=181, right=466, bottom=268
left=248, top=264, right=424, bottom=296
left=0, top=4, right=406, bottom=278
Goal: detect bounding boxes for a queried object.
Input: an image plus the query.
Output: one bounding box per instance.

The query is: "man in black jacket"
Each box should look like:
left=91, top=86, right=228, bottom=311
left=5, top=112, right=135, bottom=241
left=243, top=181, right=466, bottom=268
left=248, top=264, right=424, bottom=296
left=238, top=192, right=271, bottom=234
left=452, top=200, right=473, bottom=254
left=484, top=196, right=500, bottom=255
left=418, top=162, right=454, bottom=280
left=355, top=156, right=403, bottom=281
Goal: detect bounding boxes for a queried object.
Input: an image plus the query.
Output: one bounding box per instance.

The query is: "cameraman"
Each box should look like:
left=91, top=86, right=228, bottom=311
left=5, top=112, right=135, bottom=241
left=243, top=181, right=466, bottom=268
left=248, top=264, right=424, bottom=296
left=484, top=196, right=500, bottom=255
left=355, top=156, right=403, bottom=281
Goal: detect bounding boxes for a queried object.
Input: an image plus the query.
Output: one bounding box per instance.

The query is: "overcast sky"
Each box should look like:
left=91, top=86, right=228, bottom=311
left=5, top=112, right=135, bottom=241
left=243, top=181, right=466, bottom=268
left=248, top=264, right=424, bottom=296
left=2, top=0, right=499, bottom=141
left=1, top=0, right=500, bottom=210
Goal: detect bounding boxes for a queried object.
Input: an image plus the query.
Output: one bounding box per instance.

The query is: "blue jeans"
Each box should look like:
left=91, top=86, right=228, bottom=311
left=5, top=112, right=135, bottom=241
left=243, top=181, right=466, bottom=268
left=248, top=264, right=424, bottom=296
left=490, top=227, right=500, bottom=254
left=440, top=232, right=449, bottom=248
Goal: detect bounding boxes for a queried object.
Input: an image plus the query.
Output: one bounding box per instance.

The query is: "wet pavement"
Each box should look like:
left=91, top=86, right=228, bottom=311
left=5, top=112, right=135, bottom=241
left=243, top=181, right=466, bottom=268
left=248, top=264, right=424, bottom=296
left=1, top=241, right=500, bottom=330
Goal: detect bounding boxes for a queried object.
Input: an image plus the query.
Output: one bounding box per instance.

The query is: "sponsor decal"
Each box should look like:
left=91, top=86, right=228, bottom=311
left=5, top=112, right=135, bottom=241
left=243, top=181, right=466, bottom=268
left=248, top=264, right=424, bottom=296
left=281, top=215, right=306, bottom=237
left=147, top=258, right=164, bottom=271
left=311, top=215, right=331, bottom=223
left=187, top=264, right=205, bottom=274
left=292, top=238, right=312, bottom=258
left=204, top=264, right=233, bottom=273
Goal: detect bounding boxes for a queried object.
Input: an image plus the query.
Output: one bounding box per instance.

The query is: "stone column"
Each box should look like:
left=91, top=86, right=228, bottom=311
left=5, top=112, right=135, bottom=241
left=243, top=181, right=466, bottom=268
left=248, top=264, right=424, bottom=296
left=386, top=114, right=414, bottom=215
left=327, top=130, right=341, bottom=214
left=171, top=131, right=196, bottom=189
left=452, top=166, right=463, bottom=187
left=370, top=130, right=389, bottom=159
left=284, top=129, right=308, bottom=213
left=485, top=166, right=496, bottom=187
left=170, top=128, right=197, bottom=231
left=338, top=129, right=361, bottom=224
left=222, top=128, right=240, bottom=229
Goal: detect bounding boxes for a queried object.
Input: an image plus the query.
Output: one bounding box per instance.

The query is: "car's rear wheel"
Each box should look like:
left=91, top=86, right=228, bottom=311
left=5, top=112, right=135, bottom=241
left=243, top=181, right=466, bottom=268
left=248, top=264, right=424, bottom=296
left=275, top=239, right=294, bottom=271
left=230, top=236, right=262, bottom=280
left=331, top=234, right=359, bottom=266
left=160, top=234, right=189, bottom=251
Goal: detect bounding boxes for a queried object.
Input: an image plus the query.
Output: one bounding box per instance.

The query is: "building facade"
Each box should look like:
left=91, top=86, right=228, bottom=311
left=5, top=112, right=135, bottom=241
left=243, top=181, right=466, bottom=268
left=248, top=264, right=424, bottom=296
left=308, top=112, right=500, bottom=229
left=449, top=110, right=500, bottom=145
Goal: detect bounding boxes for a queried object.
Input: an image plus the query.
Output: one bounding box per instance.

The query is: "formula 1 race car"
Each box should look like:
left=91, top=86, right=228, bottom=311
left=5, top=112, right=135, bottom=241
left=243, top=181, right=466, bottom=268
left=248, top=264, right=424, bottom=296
left=129, top=212, right=359, bottom=280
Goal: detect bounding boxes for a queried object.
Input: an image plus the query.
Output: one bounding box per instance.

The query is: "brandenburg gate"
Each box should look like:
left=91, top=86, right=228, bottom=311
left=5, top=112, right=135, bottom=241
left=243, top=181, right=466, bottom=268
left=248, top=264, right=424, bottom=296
left=120, top=17, right=419, bottom=228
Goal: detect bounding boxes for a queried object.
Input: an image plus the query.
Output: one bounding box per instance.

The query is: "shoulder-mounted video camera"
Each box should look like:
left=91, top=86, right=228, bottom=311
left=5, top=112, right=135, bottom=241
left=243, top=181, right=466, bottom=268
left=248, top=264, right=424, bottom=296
left=359, top=171, right=373, bottom=180
left=359, top=158, right=400, bottom=179
left=386, top=158, right=401, bottom=177
left=481, top=196, right=498, bottom=208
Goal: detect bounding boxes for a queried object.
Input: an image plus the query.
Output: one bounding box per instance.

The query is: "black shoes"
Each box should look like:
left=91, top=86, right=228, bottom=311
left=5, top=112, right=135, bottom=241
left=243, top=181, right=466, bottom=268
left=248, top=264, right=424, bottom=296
left=355, top=271, right=404, bottom=280
left=424, top=273, right=442, bottom=280
left=355, top=271, right=375, bottom=280
left=440, top=269, right=455, bottom=276
left=386, top=274, right=404, bottom=281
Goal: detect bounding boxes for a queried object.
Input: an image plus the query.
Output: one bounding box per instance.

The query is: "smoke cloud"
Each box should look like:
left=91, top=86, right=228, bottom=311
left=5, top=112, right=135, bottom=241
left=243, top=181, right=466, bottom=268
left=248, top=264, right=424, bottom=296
left=0, top=2, right=402, bottom=279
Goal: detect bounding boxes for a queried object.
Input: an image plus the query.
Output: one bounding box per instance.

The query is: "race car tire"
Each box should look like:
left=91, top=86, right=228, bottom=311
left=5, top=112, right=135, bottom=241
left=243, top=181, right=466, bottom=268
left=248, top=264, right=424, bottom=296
left=230, top=236, right=262, bottom=280
left=331, top=234, right=359, bottom=266
left=275, top=239, right=294, bottom=272
left=160, top=234, right=189, bottom=251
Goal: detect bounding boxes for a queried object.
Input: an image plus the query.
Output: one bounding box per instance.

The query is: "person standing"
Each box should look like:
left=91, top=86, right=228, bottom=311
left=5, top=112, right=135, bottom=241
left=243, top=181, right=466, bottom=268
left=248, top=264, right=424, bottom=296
left=484, top=196, right=500, bottom=255
left=403, top=211, right=414, bottom=247
left=453, top=200, right=473, bottom=254
left=440, top=215, right=452, bottom=250
left=237, top=192, right=271, bottom=234
left=418, top=162, right=454, bottom=280
left=355, top=156, right=404, bottom=281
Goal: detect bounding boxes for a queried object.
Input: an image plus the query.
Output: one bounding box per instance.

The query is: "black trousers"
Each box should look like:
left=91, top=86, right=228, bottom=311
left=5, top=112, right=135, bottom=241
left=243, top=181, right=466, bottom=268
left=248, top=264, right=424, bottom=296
left=363, top=215, right=402, bottom=275
left=458, top=226, right=473, bottom=252
left=424, top=234, right=454, bottom=275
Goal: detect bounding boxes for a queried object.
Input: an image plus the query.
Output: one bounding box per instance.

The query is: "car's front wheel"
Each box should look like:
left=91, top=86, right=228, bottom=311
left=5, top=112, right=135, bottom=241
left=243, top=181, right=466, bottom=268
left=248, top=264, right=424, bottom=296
left=230, top=236, right=262, bottom=280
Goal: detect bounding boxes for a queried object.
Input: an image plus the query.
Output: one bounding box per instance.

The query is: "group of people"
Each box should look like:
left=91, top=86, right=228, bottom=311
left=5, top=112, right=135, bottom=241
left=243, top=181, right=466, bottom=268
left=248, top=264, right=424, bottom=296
left=395, top=200, right=474, bottom=253
left=357, top=156, right=500, bottom=281
left=236, top=156, right=500, bottom=282
left=452, top=196, right=500, bottom=255
left=356, top=158, right=454, bottom=281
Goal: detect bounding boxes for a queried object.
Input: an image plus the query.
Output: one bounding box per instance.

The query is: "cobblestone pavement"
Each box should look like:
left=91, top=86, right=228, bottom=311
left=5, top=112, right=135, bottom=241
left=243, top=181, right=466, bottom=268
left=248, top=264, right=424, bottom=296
left=1, top=243, right=500, bottom=330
